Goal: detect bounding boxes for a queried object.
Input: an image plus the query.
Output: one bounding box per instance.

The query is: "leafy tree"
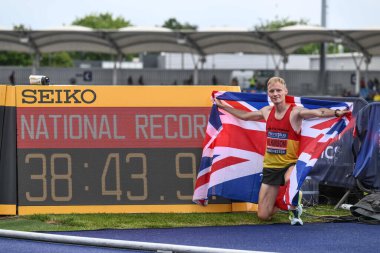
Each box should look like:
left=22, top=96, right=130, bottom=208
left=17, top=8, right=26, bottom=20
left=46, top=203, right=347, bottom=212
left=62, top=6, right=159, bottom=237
left=40, top=52, right=73, bottom=67
left=0, top=24, right=30, bottom=66
left=71, top=12, right=132, bottom=61
left=13, top=24, right=30, bottom=31
left=162, top=18, right=197, bottom=30
left=0, top=24, right=73, bottom=67
left=72, top=12, right=132, bottom=29
left=0, top=51, right=32, bottom=66
left=294, top=43, right=320, bottom=55
left=255, top=17, right=309, bottom=31
left=255, top=17, right=347, bottom=54
left=255, top=18, right=318, bottom=54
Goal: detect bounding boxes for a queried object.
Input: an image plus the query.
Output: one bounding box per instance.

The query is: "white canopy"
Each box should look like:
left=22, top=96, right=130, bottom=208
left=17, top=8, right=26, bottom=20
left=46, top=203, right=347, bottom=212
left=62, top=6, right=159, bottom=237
left=1, top=25, right=380, bottom=61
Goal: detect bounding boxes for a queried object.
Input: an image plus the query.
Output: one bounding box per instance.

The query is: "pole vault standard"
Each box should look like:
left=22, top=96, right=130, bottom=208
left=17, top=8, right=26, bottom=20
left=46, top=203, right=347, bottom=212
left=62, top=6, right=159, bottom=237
left=0, top=229, right=269, bottom=253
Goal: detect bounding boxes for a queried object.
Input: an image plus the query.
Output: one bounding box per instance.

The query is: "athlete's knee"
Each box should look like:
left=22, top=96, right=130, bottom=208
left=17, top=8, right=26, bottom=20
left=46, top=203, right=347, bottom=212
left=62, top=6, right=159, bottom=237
left=257, top=210, right=272, bottom=221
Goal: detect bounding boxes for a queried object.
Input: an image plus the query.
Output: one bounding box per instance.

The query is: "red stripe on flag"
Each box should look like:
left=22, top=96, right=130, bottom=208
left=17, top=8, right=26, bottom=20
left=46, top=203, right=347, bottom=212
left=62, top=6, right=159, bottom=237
left=202, top=133, right=212, bottom=147
left=195, top=172, right=211, bottom=189
left=217, top=124, right=266, bottom=154
left=301, top=134, right=326, bottom=159
left=194, top=156, right=248, bottom=189
left=225, top=100, right=251, bottom=111
left=311, top=117, right=339, bottom=130
left=211, top=156, right=249, bottom=172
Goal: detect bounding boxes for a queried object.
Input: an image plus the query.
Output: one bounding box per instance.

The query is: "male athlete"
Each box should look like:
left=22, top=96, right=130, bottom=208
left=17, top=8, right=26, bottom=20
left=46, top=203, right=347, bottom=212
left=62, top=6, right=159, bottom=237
left=215, top=77, right=350, bottom=225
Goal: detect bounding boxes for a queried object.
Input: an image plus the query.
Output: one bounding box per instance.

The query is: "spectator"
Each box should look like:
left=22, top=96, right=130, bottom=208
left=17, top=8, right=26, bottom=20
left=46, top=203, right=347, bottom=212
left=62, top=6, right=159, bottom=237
left=127, top=76, right=133, bottom=85
left=367, top=79, right=376, bottom=101
left=212, top=75, right=218, bottom=85
left=373, top=91, right=380, bottom=102
left=249, top=74, right=257, bottom=89
left=69, top=77, right=76, bottom=85
left=341, top=89, right=353, bottom=97
left=138, top=75, right=144, bottom=85
left=360, top=77, right=366, bottom=88
left=184, top=75, right=193, bottom=85
left=231, top=77, right=239, bottom=86
left=256, top=82, right=265, bottom=93
left=359, top=79, right=369, bottom=100
left=188, top=75, right=193, bottom=85
left=9, top=71, right=15, bottom=85
left=367, top=79, right=375, bottom=90
left=374, top=78, right=379, bottom=91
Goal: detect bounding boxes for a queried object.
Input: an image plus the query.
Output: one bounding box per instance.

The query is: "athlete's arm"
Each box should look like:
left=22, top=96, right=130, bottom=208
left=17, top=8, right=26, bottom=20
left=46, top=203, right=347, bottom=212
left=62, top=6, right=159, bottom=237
left=298, top=107, right=350, bottom=119
left=214, top=98, right=266, bottom=121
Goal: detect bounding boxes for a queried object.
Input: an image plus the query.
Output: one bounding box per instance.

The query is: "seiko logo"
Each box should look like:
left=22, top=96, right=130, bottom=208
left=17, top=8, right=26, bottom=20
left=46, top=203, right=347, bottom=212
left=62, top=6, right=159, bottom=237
left=22, top=89, right=97, bottom=104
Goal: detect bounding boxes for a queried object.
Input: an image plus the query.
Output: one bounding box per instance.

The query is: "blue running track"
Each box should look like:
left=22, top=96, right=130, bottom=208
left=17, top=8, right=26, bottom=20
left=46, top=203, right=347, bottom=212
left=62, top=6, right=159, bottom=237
left=0, top=222, right=378, bottom=252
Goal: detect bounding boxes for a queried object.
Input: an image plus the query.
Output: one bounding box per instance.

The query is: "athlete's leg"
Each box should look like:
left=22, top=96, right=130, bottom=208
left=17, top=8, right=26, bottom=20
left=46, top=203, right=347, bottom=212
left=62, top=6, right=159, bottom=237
left=284, top=165, right=303, bottom=225
left=284, top=164, right=295, bottom=184
left=275, top=183, right=289, bottom=211
left=285, top=165, right=302, bottom=210
left=272, top=165, right=295, bottom=211
left=257, top=183, right=279, bottom=221
left=284, top=165, right=297, bottom=209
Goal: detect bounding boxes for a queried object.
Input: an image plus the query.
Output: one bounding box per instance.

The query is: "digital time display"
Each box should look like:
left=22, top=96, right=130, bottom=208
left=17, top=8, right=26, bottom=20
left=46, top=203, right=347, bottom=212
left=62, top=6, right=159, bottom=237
left=18, top=148, right=201, bottom=205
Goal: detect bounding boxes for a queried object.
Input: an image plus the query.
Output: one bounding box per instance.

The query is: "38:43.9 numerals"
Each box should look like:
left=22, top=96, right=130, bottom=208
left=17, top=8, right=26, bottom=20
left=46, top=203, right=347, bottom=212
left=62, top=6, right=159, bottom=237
left=24, top=152, right=197, bottom=202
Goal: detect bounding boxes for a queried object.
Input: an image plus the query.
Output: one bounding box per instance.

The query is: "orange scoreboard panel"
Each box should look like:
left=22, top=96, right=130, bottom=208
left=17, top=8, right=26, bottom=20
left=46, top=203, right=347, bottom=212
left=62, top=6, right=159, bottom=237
left=0, top=85, right=17, bottom=215
left=16, top=86, right=240, bottom=215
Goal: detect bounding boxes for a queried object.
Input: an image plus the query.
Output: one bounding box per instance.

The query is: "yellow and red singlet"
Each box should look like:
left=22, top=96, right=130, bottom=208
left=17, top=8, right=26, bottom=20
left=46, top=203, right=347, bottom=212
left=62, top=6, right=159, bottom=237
left=263, top=104, right=300, bottom=169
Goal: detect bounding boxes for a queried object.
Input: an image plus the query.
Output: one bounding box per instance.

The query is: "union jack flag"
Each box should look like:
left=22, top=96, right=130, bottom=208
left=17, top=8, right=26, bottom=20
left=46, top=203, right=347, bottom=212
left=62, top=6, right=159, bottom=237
left=193, top=91, right=353, bottom=207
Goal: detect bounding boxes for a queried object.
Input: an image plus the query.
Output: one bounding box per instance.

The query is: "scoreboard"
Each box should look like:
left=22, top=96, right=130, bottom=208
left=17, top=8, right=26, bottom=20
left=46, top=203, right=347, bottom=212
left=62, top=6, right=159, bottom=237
left=15, top=85, right=240, bottom=214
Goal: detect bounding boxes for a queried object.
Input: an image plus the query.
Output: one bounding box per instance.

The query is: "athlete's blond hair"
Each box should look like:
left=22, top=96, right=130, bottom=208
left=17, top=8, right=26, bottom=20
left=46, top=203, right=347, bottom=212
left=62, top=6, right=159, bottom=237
left=267, top=77, right=286, bottom=87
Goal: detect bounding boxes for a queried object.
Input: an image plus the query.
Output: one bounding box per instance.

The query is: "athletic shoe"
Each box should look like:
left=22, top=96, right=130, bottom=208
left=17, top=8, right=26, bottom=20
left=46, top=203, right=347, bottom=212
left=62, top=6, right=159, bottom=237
left=289, top=191, right=303, bottom=226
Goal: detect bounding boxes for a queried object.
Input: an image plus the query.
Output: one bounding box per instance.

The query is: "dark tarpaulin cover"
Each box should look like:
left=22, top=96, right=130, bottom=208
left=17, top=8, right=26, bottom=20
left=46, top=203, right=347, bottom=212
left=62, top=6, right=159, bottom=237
left=353, top=102, right=380, bottom=190
left=351, top=193, right=380, bottom=223
left=306, top=97, right=368, bottom=189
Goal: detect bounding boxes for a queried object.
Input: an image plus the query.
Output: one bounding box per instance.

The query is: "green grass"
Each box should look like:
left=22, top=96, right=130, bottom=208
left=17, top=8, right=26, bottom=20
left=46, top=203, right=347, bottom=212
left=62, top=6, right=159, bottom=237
left=0, top=205, right=353, bottom=232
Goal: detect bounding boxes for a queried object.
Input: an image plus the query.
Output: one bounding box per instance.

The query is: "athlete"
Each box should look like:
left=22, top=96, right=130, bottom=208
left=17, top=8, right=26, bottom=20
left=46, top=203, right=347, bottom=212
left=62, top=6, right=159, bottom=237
left=215, top=76, right=350, bottom=225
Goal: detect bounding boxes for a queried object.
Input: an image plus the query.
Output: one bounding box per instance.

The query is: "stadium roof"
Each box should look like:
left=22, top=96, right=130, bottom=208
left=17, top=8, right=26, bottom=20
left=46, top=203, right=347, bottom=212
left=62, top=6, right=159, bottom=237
left=1, top=25, right=380, bottom=62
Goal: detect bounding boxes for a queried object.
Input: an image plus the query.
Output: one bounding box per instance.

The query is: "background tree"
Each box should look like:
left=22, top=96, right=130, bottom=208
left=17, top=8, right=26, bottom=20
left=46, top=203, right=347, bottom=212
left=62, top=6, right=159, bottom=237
left=0, top=24, right=73, bottom=67
left=255, top=17, right=349, bottom=54
left=162, top=18, right=197, bottom=30
left=72, top=12, right=131, bottom=29
left=71, top=12, right=132, bottom=61
left=255, top=17, right=309, bottom=31
left=0, top=25, right=32, bottom=66
left=0, top=51, right=32, bottom=66
left=40, top=52, right=73, bottom=67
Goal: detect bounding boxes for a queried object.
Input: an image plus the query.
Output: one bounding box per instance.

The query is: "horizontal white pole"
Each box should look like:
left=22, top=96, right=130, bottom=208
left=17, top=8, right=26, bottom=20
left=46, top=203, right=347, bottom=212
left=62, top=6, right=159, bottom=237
left=0, top=229, right=272, bottom=253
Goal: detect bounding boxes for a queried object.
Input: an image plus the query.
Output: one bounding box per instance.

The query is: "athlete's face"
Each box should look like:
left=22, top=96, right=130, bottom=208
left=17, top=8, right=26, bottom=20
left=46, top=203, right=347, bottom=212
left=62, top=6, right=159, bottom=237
left=267, top=81, right=288, bottom=104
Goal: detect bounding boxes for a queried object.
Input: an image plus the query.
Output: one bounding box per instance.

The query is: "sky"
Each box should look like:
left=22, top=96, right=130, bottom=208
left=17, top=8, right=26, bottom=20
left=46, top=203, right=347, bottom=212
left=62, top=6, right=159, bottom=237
left=1, top=0, right=379, bottom=30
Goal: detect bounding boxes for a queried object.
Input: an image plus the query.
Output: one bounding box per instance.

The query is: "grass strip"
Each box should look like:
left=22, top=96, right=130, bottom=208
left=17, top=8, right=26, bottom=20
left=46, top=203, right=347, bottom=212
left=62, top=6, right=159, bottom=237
left=0, top=205, right=352, bottom=232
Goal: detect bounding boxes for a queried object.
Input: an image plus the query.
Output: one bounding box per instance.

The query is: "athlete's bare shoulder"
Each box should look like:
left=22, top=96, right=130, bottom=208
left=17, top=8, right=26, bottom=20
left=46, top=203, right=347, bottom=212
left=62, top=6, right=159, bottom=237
left=290, top=106, right=304, bottom=115
left=289, top=106, right=304, bottom=131
left=260, top=105, right=273, bottom=120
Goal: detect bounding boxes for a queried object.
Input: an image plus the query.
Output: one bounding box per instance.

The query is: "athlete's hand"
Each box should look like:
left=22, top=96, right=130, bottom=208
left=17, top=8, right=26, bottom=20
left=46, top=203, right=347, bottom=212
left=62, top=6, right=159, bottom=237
left=336, top=109, right=351, bottom=117
left=214, top=98, right=225, bottom=108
